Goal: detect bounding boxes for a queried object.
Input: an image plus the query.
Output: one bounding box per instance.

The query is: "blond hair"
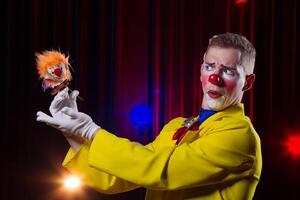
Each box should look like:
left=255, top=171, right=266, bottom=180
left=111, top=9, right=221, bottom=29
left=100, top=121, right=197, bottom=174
left=207, top=33, right=256, bottom=74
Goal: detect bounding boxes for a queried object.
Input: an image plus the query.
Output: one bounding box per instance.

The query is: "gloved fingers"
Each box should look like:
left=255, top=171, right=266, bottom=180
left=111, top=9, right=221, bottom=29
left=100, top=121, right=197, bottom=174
left=69, top=90, right=79, bottom=112
left=60, top=86, right=69, bottom=95
left=50, top=87, right=70, bottom=115
left=61, top=107, right=79, bottom=119
left=70, top=90, right=79, bottom=100
left=50, top=97, right=63, bottom=115
left=36, top=111, right=59, bottom=126
left=54, top=87, right=69, bottom=100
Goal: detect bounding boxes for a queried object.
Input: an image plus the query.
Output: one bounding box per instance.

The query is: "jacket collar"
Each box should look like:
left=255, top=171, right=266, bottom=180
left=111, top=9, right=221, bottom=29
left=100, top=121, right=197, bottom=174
left=199, top=103, right=245, bottom=129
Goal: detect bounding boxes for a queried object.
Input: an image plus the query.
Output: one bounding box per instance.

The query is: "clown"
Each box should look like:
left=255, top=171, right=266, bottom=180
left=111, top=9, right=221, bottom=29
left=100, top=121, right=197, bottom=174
left=37, top=33, right=262, bottom=200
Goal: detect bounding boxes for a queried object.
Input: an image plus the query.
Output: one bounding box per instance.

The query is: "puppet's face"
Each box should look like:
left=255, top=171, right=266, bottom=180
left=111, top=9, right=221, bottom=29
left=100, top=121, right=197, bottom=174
left=46, top=63, right=69, bottom=81
left=200, top=47, right=247, bottom=111
left=36, top=50, right=72, bottom=92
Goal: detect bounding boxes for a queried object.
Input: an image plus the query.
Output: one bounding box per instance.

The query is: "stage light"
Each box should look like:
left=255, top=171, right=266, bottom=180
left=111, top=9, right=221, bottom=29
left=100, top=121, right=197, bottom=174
left=235, top=0, right=247, bottom=5
left=130, top=103, right=152, bottom=129
left=284, top=134, right=300, bottom=157
left=64, top=176, right=81, bottom=190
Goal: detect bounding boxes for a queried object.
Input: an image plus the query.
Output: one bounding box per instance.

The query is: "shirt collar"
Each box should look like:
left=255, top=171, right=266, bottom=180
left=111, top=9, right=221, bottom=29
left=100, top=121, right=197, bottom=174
left=198, top=108, right=216, bottom=124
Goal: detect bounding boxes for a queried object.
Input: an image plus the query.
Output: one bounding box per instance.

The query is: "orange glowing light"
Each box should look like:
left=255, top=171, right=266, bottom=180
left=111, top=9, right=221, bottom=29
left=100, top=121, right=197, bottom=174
left=285, top=134, right=300, bottom=157
left=64, top=176, right=81, bottom=190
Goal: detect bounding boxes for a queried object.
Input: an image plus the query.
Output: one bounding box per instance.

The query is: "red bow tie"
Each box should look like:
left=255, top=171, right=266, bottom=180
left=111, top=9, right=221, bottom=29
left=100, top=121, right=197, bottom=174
left=172, top=122, right=199, bottom=144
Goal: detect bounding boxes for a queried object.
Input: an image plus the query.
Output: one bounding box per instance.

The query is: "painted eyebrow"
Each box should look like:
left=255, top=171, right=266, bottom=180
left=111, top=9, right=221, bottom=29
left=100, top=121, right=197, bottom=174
left=204, top=61, right=235, bottom=69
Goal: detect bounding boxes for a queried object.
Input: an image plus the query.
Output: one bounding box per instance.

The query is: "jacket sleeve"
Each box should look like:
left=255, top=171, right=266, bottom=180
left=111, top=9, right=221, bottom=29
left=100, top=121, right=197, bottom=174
left=87, top=117, right=258, bottom=190
left=62, top=143, right=142, bottom=194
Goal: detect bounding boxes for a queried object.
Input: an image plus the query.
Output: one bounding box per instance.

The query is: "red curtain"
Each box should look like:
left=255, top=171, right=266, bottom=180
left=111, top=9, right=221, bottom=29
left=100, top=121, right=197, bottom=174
left=30, top=0, right=260, bottom=140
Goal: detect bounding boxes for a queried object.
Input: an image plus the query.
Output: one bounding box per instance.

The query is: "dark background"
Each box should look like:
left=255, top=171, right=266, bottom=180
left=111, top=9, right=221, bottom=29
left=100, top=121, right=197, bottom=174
left=2, top=0, right=300, bottom=199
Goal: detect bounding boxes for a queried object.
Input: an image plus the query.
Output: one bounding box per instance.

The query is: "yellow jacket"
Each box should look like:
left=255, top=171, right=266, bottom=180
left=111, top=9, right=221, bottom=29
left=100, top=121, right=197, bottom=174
left=63, top=103, right=262, bottom=200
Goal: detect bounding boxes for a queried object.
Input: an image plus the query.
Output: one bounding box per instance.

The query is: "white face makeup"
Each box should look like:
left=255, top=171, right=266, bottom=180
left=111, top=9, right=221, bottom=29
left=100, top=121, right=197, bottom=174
left=205, top=93, right=226, bottom=111
left=200, top=47, right=247, bottom=111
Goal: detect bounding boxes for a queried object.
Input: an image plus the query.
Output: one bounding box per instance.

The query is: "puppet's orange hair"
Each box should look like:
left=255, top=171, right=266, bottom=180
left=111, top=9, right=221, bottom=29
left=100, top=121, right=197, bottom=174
left=35, top=50, right=71, bottom=78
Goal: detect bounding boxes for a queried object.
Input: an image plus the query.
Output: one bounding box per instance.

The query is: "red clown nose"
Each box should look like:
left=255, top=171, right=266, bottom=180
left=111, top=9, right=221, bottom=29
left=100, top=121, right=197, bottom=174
left=53, top=68, right=63, bottom=77
left=208, top=74, right=225, bottom=86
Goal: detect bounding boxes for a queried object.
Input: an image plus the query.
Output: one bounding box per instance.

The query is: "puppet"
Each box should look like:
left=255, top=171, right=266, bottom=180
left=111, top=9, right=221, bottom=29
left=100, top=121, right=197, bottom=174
left=35, top=50, right=73, bottom=95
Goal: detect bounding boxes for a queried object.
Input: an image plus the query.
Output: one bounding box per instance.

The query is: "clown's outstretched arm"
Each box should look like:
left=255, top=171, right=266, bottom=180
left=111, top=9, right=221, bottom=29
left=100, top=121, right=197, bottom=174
left=36, top=88, right=140, bottom=193
left=37, top=104, right=257, bottom=191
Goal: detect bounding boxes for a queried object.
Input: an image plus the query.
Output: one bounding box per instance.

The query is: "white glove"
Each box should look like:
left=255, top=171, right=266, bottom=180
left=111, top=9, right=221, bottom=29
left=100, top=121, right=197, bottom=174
left=37, top=107, right=100, bottom=141
left=50, top=87, right=79, bottom=116
left=47, top=87, right=84, bottom=150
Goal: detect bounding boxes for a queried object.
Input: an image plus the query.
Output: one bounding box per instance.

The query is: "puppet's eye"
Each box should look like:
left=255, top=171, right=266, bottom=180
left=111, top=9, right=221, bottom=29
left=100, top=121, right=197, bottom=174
left=47, top=67, right=54, bottom=73
left=59, top=63, right=66, bottom=68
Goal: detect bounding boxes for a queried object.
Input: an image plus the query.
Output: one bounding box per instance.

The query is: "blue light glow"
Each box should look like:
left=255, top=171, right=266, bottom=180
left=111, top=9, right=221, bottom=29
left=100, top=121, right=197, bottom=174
left=129, top=103, right=152, bottom=129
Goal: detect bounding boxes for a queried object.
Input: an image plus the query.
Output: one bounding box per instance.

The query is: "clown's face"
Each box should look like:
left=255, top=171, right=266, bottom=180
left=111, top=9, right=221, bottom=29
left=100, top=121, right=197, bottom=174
left=200, top=47, right=251, bottom=111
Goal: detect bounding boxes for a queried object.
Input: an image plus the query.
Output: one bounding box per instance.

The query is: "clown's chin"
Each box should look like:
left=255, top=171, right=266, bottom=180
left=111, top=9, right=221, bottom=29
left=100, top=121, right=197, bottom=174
left=205, top=93, right=226, bottom=111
